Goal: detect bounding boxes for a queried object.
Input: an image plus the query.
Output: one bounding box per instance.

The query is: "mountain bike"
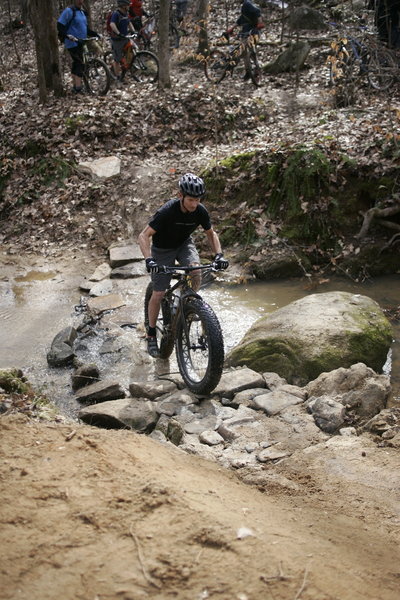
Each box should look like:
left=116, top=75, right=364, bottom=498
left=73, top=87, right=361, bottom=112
left=144, top=264, right=225, bottom=395
left=73, top=37, right=111, bottom=95
left=327, top=24, right=396, bottom=91
left=104, top=34, right=159, bottom=84
left=204, top=32, right=262, bottom=87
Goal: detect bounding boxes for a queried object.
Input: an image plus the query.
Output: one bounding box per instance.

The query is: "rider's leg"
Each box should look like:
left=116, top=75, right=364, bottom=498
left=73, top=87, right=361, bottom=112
left=177, top=239, right=201, bottom=291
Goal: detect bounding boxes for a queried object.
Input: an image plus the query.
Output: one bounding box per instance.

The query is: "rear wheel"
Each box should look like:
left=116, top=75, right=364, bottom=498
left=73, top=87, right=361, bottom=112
left=176, top=299, right=224, bottom=395
left=84, top=58, right=111, bottom=95
left=204, top=49, right=227, bottom=84
left=249, top=49, right=262, bottom=86
left=144, top=283, right=175, bottom=359
left=366, top=46, right=396, bottom=90
left=129, top=51, right=159, bottom=83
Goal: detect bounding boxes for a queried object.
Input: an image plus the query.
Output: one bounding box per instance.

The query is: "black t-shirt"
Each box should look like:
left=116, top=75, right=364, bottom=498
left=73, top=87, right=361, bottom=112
left=149, top=198, right=212, bottom=249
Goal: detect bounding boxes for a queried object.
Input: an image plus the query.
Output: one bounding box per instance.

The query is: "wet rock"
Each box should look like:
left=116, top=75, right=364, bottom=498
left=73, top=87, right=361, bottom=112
left=75, top=380, right=126, bottom=403
left=307, top=396, right=346, bottom=433
left=212, top=367, right=266, bottom=399
left=47, top=326, right=77, bottom=367
left=253, top=390, right=304, bottom=415
left=78, top=398, right=157, bottom=432
left=129, top=379, right=179, bottom=400
left=109, top=244, right=143, bottom=268
left=86, top=293, right=126, bottom=315
left=71, top=364, right=100, bottom=392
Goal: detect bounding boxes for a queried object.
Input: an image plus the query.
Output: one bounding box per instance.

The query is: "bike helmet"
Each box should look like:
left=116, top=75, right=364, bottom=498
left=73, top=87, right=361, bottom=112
left=179, top=173, right=206, bottom=198
left=117, top=0, right=130, bottom=5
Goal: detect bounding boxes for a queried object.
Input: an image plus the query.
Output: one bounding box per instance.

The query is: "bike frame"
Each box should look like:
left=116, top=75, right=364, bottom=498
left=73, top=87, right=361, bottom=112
left=160, top=265, right=212, bottom=346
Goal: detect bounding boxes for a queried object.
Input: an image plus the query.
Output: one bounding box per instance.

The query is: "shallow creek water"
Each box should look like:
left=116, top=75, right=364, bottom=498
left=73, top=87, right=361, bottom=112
left=0, top=258, right=399, bottom=415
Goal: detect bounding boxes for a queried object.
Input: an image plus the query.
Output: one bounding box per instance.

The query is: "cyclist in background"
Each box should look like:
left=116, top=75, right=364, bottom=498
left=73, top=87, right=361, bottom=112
left=129, top=0, right=149, bottom=32
left=138, top=173, right=229, bottom=357
left=175, top=0, right=189, bottom=24
left=109, top=0, right=135, bottom=80
left=225, top=0, right=264, bottom=80
left=57, top=0, right=100, bottom=94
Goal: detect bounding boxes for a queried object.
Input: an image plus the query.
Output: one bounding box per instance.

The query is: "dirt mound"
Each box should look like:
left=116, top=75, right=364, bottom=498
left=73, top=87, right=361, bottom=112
left=1, top=413, right=399, bottom=600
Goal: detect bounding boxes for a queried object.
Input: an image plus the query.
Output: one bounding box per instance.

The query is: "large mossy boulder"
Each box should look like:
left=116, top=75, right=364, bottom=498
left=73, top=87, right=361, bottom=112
left=226, top=292, right=393, bottom=385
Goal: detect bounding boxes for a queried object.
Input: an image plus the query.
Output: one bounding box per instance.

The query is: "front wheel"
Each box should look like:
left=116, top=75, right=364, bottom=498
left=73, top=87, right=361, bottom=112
left=84, top=58, right=111, bottom=95
left=129, top=51, right=159, bottom=83
left=176, top=299, right=224, bottom=395
left=204, top=49, right=227, bottom=84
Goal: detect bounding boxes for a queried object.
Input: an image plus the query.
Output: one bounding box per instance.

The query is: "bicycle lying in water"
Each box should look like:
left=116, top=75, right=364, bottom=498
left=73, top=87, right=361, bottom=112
left=144, top=264, right=225, bottom=395
left=204, top=32, right=262, bottom=87
left=104, top=34, right=159, bottom=84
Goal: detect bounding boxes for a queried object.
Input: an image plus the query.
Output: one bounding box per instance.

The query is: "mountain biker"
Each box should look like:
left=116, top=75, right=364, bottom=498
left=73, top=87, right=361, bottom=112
left=129, top=0, right=149, bottom=32
left=109, top=0, right=135, bottom=80
left=57, top=0, right=100, bottom=94
left=138, top=173, right=229, bottom=358
left=225, top=0, right=264, bottom=80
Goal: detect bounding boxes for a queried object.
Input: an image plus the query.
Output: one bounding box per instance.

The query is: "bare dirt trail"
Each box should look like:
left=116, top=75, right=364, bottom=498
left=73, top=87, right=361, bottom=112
left=1, top=413, right=399, bottom=600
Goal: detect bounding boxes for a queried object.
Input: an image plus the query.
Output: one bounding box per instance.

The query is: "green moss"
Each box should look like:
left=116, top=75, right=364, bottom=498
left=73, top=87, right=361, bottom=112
left=0, top=368, right=31, bottom=394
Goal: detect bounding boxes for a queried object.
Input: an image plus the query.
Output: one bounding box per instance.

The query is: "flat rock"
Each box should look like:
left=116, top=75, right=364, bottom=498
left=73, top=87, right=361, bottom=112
left=87, top=294, right=126, bottom=315
left=109, top=245, right=143, bottom=267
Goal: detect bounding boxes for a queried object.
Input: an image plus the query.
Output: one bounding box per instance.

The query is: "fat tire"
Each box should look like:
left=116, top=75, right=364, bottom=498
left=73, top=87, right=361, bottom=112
left=144, top=282, right=174, bottom=359
left=204, top=49, right=227, bottom=84
left=84, top=58, right=111, bottom=96
left=175, top=298, right=224, bottom=395
left=130, top=50, right=159, bottom=83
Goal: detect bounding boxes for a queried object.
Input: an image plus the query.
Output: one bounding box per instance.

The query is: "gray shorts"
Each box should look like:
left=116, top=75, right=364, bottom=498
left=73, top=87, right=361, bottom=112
left=151, top=238, right=199, bottom=292
left=111, top=38, right=127, bottom=62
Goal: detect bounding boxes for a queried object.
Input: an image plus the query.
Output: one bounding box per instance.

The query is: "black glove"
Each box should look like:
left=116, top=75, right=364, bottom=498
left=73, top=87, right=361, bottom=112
left=145, top=258, right=159, bottom=274
left=213, top=253, right=229, bottom=270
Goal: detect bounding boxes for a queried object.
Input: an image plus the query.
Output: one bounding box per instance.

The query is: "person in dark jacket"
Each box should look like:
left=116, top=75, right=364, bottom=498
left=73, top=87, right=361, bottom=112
left=57, top=0, right=99, bottom=94
left=225, top=1, right=263, bottom=79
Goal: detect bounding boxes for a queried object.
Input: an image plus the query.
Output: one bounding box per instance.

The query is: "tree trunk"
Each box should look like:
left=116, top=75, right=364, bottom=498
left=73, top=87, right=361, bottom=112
left=196, top=0, right=209, bottom=55
left=29, top=0, right=63, bottom=101
left=158, top=0, right=171, bottom=89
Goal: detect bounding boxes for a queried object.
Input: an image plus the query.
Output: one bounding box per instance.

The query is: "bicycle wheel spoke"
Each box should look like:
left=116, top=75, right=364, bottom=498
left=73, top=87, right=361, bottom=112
left=85, top=59, right=110, bottom=96
left=367, top=46, right=395, bottom=90
left=130, top=51, right=159, bottom=83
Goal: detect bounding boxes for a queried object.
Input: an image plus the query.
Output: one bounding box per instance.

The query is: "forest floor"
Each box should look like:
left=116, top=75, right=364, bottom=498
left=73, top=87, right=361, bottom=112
left=1, top=3, right=400, bottom=600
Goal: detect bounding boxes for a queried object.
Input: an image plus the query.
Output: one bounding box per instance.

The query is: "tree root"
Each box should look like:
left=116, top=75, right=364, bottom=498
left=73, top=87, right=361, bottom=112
left=355, top=203, right=400, bottom=239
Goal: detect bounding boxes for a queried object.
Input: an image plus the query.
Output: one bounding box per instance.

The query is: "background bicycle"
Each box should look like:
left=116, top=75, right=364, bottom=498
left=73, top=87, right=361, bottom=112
left=104, top=34, right=159, bottom=84
left=144, top=264, right=225, bottom=395
left=204, top=32, right=262, bottom=87
left=71, top=36, right=111, bottom=95
left=327, top=21, right=397, bottom=94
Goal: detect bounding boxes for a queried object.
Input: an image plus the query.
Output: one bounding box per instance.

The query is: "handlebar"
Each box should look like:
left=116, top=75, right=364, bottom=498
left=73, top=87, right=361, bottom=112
left=158, top=264, right=218, bottom=274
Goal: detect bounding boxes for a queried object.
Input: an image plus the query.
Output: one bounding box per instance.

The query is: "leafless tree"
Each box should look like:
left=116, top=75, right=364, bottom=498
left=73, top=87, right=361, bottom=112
left=158, top=0, right=171, bottom=89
